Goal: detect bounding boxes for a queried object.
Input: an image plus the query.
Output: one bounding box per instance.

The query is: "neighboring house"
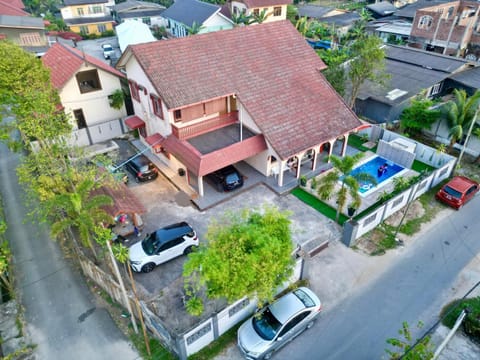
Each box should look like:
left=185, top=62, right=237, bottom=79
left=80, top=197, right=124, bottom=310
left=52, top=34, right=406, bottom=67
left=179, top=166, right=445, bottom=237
left=116, top=20, right=364, bottom=197
left=229, top=0, right=292, bottom=22
left=116, top=20, right=156, bottom=53
left=296, top=4, right=361, bottom=35
left=60, top=0, right=115, bottom=36
left=0, top=14, right=50, bottom=56
left=112, top=0, right=166, bottom=27
left=161, top=0, right=233, bottom=37
left=42, top=43, right=128, bottom=147
left=355, top=45, right=471, bottom=123
left=0, top=0, right=51, bottom=56
left=408, top=0, right=480, bottom=56
left=425, top=65, right=480, bottom=156
left=373, top=20, right=412, bottom=44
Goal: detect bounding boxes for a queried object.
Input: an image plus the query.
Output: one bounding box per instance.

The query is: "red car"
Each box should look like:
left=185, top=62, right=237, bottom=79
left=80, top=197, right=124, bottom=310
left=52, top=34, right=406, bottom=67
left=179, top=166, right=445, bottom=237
left=436, top=176, right=479, bottom=209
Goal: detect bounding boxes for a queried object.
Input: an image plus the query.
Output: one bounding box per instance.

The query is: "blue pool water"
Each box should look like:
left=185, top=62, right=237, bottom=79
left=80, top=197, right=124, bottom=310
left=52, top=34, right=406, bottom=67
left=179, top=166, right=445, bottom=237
left=350, top=156, right=404, bottom=194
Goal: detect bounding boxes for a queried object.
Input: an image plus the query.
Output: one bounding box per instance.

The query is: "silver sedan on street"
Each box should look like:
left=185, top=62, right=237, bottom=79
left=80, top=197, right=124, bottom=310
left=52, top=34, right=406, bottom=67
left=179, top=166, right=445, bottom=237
left=237, top=287, right=322, bottom=360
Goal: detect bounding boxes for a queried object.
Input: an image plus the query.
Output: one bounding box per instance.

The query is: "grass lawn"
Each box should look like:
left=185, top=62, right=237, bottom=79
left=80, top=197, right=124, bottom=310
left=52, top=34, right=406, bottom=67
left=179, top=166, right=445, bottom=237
left=291, top=187, right=348, bottom=224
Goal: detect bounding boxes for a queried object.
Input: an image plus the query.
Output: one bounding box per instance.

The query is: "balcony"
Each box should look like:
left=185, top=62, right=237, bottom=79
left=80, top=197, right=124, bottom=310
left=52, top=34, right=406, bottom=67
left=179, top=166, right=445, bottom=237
left=171, top=111, right=238, bottom=140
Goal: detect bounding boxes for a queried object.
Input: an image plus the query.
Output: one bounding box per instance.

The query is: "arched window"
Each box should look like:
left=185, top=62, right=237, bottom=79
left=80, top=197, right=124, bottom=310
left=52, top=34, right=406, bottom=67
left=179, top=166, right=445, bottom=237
left=418, top=15, right=433, bottom=29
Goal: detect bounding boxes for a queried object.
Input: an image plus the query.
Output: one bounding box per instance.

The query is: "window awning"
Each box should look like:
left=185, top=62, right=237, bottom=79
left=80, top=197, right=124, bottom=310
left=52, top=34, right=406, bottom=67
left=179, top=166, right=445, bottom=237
left=124, top=115, right=145, bottom=130
left=145, top=133, right=165, bottom=148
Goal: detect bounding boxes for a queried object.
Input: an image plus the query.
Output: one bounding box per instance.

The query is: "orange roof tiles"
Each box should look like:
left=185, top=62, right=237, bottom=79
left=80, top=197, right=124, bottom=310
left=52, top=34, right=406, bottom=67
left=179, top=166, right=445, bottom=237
left=42, top=42, right=125, bottom=90
left=128, top=21, right=361, bottom=160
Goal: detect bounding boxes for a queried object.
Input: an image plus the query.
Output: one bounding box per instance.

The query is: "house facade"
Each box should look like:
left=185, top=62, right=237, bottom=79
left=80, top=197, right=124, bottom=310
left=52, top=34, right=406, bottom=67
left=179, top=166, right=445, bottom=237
left=60, top=0, right=115, bottom=36
left=116, top=21, right=365, bottom=197
left=230, top=0, right=291, bottom=22
left=409, top=0, right=480, bottom=56
left=113, top=0, right=166, bottom=28
left=0, top=0, right=51, bottom=56
left=161, top=0, right=233, bottom=38
left=42, top=43, right=128, bottom=147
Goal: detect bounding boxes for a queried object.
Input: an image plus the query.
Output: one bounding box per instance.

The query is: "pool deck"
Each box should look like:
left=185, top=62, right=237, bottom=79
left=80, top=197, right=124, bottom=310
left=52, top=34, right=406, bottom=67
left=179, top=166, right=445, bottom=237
left=307, top=151, right=419, bottom=216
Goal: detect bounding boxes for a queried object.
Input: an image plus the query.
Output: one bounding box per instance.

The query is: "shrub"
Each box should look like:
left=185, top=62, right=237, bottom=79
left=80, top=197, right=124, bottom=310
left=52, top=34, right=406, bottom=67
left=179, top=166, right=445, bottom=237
left=300, top=175, right=307, bottom=187
left=101, top=30, right=115, bottom=37
left=310, top=177, right=317, bottom=190
left=441, top=297, right=480, bottom=342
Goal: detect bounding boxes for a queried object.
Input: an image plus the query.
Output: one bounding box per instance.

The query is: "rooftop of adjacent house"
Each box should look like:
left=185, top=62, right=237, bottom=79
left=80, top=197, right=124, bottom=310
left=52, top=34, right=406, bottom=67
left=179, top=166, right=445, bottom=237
left=122, top=20, right=362, bottom=160
left=64, top=15, right=114, bottom=25
left=394, top=0, right=452, bottom=19
left=116, top=20, right=156, bottom=52
left=63, top=0, right=109, bottom=5
left=0, top=14, right=44, bottom=28
left=161, top=0, right=220, bottom=27
left=42, top=42, right=125, bottom=89
left=358, top=45, right=469, bottom=105
left=317, top=11, right=361, bottom=27
left=0, top=0, right=28, bottom=16
left=297, top=4, right=334, bottom=19
left=239, top=0, right=293, bottom=7
left=374, top=21, right=412, bottom=36
left=448, top=66, right=480, bottom=89
left=114, top=0, right=165, bottom=12
left=366, top=2, right=397, bottom=17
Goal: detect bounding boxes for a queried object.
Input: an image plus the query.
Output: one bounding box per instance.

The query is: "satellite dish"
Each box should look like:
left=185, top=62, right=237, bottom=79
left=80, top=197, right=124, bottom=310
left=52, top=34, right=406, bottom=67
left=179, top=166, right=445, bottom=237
left=465, top=54, right=477, bottom=61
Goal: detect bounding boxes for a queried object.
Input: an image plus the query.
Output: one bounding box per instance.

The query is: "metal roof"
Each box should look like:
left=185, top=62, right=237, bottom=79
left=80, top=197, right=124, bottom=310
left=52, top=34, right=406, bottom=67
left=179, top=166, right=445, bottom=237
left=449, top=66, right=480, bottom=89
left=0, top=14, right=44, bottom=28
left=161, top=0, right=220, bottom=27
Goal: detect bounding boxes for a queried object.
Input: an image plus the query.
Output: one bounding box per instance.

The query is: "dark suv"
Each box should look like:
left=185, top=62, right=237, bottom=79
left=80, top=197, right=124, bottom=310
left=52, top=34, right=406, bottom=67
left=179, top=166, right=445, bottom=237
left=125, top=154, right=158, bottom=182
left=207, top=165, right=244, bottom=192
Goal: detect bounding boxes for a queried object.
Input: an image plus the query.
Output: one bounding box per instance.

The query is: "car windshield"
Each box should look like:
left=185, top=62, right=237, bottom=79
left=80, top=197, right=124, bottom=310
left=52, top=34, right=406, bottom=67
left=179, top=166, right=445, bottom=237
left=443, top=185, right=462, bottom=199
left=141, top=233, right=159, bottom=255
left=293, top=289, right=315, bottom=308
left=104, top=45, right=112, bottom=51
left=252, top=307, right=282, bottom=341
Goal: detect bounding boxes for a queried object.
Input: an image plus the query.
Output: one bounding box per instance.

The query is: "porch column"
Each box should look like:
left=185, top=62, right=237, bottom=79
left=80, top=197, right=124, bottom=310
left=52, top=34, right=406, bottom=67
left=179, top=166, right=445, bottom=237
left=295, top=156, right=300, bottom=179
left=198, top=176, right=204, bottom=197
left=312, top=146, right=319, bottom=170
left=341, top=134, right=349, bottom=157
left=278, top=162, right=285, bottom=187
left=327, top=140, right=334, bottom=161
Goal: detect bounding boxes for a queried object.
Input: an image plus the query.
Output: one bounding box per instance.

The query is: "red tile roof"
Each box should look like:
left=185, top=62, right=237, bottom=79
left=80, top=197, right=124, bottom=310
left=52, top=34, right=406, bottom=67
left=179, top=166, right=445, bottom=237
left=0, top=0, right=28, bottom=16
left=240, top=0, right=292, bottom=7
left=93, top=184, right=146, bottom=218
left=163, top=134, right=267, bottom=176
left=42, top=42, right=125, bottom=90
left=128, top=20, right=362, bottom=160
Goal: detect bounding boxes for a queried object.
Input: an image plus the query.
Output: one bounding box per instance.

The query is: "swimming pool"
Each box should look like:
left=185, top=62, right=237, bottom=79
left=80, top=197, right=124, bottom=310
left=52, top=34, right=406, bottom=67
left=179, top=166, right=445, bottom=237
left=349, top=156, right=405, bottom=195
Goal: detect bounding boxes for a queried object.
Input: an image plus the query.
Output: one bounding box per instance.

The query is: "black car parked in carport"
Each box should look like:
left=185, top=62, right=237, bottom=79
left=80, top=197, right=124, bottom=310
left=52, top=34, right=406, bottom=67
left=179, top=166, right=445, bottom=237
left=207, top=165, right=244, bottom=192
left=125, top=154, right=158, bottom=183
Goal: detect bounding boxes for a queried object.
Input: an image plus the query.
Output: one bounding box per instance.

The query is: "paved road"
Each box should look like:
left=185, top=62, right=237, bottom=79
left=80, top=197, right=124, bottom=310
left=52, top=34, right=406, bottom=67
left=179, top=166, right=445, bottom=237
left=0, top=140, right=139, bottom=359
left=277, top=196, right=480, bottom=359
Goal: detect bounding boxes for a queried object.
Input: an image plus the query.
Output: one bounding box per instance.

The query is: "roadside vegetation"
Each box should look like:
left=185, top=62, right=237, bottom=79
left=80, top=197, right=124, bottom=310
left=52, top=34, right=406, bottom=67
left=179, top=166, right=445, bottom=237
left=441, top=296, right=480, bottom=344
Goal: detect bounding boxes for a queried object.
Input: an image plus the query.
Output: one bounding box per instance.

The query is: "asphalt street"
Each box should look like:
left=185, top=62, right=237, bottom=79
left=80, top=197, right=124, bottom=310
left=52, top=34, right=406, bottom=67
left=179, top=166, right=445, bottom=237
left=277, top=195, right=480, bottom=359
left=0, top=138, right=139, bottom=359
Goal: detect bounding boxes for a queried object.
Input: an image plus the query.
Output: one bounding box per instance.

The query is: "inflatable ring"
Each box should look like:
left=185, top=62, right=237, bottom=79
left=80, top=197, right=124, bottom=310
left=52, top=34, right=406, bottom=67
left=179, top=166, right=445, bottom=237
left=361, top=184, right=372, bottom=190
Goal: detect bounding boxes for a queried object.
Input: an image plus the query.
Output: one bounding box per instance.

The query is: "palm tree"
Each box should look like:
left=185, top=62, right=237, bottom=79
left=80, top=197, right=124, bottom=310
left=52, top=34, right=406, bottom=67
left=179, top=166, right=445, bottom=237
left=49, top=179, right=113, bottom=260
left=317, top=153, right=377, bottom=222
left=186, top=21, right=204, bottom=35
left=444, top=89, right=480, bottom=153
left=295, top=16, right=311, bottom=37
left=231, top=12, right=251, bottom=26
left=251, top=9, right=269, bottom=24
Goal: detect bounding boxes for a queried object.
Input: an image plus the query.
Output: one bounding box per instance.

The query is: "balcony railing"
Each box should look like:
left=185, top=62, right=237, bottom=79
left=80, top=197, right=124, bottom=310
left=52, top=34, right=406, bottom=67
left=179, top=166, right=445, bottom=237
left=172, top=111, right=238, bottom=140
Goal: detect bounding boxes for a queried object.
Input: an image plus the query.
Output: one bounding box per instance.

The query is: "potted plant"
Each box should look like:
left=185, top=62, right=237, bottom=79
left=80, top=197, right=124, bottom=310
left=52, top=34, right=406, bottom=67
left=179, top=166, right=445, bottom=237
left=300, top=175, right=307, bottom=187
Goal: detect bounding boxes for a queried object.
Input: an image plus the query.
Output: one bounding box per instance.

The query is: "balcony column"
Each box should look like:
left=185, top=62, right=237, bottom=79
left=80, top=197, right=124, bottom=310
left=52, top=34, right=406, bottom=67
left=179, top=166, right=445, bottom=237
left=341, top=134, right=349, bottom=157
left=198, top=176, right=204, bottom=197
left=278, top=162, right=285, bottom=187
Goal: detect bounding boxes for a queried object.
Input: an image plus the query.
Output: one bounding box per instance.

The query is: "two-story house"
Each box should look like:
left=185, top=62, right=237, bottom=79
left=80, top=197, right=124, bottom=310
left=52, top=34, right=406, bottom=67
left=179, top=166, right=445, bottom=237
left=409, top=0, right=480, bottom=56
left=116, top=20, right=364, bottom=197
left=230, top=0, right=291, bottom=22
left=42, top=43, right=128, bottom=147
left=60, top=0, right=115, bottom=36
left=161, top=0, right=233, bottom=38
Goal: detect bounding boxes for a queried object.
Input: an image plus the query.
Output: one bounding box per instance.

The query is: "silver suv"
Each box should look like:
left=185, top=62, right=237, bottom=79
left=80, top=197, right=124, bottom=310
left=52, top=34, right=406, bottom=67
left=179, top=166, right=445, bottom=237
left=238, top=287, right=322, bottom=359
left=129, top=222, right=198, bottom=273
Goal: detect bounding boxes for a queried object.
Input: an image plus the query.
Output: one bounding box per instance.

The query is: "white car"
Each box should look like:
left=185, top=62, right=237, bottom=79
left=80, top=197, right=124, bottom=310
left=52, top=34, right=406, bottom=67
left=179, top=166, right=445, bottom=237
left=238, top=287, right=322, bottom=359
left=129, top=222, right=198, bottom=273
left=102, top=43, right=114, bottom=59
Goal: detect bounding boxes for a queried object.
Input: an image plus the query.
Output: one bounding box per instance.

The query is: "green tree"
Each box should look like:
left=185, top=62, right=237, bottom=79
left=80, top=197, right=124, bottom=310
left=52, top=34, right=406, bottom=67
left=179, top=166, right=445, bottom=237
left=186, top=21, right=205, bottom=35
left=231, top=12, right=251, bottom=26
left=48, top=179, right=113, bottom=259
left=347, top=35, right=387, bottom=109
left=295, top=16, right=312, bottom=37
left=183, top=206, right=295, bottom=314
left=317, top=153, right=377, bottom=222
left=251, top=9, right=268, bottom=24
left=400, top=99, right=441, bottom=136
left=385, top=321, right=434, bottom=360
left=443, top=89, right=480, bottom=153
left=286, top=4, right=298, bottom=24
left=319, top=48, right=349, bottom=96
